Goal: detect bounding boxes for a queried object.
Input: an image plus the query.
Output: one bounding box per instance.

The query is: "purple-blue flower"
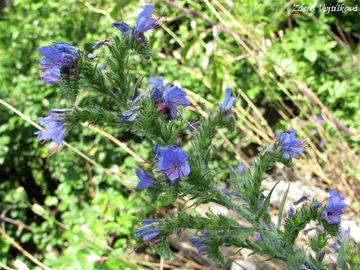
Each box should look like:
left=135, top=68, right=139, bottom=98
left=148, top=77, right=190, bottom=118
left=189, top=238, right=207, bottom=256
left=134, top=219, right=161, bottom=245
left=112, top=22, right=130, bottom=34
left=92, top=39, right=110, bottom=50
left=38, top=42, right=78, bottom=84
left=340, top=227, right=350, bottom=239
left=319, top=140, right=326, bottom=148
left=237, top=163, right=245, bottom=174
left=254, top=232, right=262, bottom=242
left=220, top=88, right=236, bottom=113
left=221, top=188, right=238, bottom=199
left=155, top=144, right=190, bottom=182
left=288, top=206, right=295, bottom=218
left=149, top=76, right=165, bottom=101
left=322, top=189, right=347, bottom=225
left=277, top=128, right=304, bottom=159
left=330, top=242, right=341, bottom=252
left=157, top=86, right=190, bottom=118
left=134, top=5, right=157, bottom=33
left=313, top=200, right=321, bottom=210
left=35, top=109, right=71, bottom=151
left=314, top=115, right=325, bottom=124
left=112, top=5, right=158, bottom=36
left=121, top=107, right=139, bottom=122
left=258, top=193, right=270, bottom=217
left=135, top=169, right=155, bottom=189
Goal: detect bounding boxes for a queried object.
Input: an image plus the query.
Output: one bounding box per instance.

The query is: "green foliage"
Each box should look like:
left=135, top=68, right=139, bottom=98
left=131, top=99, right=182, bottom=145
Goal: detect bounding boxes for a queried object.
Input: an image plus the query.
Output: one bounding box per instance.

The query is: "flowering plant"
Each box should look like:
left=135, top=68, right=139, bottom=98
left=35, top=4, right=355, bottom=269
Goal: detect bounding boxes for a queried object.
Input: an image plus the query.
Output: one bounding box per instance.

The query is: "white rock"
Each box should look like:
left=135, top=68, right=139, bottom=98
left=231, top=260, right=257, bottom=270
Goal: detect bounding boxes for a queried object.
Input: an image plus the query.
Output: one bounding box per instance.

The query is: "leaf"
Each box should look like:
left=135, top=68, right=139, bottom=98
left=277, top=183, right=290, bottom=227
left=287, top=254, right=302, bottom=270
left=325, top=41, right=337, bottom=49
left=336, top=238, right=350, bottom=270
left=20, top=233, right=32, bottom=243
left=155, top=239, right=172, bottom=260
left=304, top=48, right=317, bottom=62
left=256, top=181, right=280, bottom=220
left=207, top=245, right=225, bottom=266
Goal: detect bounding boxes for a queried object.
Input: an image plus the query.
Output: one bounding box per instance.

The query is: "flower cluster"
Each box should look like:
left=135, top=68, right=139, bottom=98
left=34, top=3, right=353, bottom=268
left=38, top=42, right=78, bottom=84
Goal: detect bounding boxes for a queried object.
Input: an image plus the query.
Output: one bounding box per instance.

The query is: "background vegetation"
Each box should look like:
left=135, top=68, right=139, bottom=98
left=0, top=0, right=359, bottom=269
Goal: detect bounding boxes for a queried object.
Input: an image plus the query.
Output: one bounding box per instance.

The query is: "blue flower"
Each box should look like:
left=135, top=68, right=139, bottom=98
left=221, top=188, right=238, bottom=199
left=92, top=39, right=110, bottom=50
left=320, top=140, right=326, bottom=148
left=189, top=238, right=207, bottom=256
left=121, top=107, right=139, bottom=122
left=187, top=120, right=201, bottom=131
left=310, top=115, right=325, bottom=135
left=134, top=5, right=157, bottom=33
left=112, top=22, right=130, bottom=34
left=134, top=219, right=161, bottom=245
left=258, top=193, right=270, bottom=217
left=35, top=109, right=71, bottom=150
left=288, top=206, right=295, bottom=218
left=277, top=128, right=304, bottom=159
left=265, top=146, right=274, bottom=154
left=220, top=88, right=236, bottom=113
left=158, top=86, right=190, bottom=118
left=322, top=189, right=347, bottom=225
left=135, top=169, right=155, bottom=190
left=149, top=76, right=165, bottom=101
left=155, top=145, right=190, bottom=182
left=254, top=232, right=262, bottom=242
left=112, top=5, right=158, bottom=36
left=330, top=243, right=341, bottom=252
left=314, top=115, right=325, bottom=124
left=38, top=42, right=78, bottom=84
left=40, top=68, right=61, bottom=84
left=313, top=200, right=321, bottom=210
left=148, top=77, right=190, bottom=118
left=340, top=227, right=350, bottom=239
left=237, top=163, right=245, bottom=174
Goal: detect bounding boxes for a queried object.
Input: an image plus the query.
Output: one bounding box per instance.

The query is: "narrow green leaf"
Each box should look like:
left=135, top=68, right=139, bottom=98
left=287, top=255, right=302, bottom=270
left=277, top=183, right=290, bottom=227
left=257, top=181, right=280, bottom=220
left=155, top=240, right=172, bottom=261
left=337, top=238, right=350, bottom=270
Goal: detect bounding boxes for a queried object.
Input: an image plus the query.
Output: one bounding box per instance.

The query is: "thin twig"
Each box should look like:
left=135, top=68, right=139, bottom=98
left=0, top=227, right=52, bottom=270
left=82, top=122, right=145, bottom=163
left=84, top=2, right=114, bottom=22
left=0, top=262, right=16, bottom=270
left=0, top=215, right=34, bottom=232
